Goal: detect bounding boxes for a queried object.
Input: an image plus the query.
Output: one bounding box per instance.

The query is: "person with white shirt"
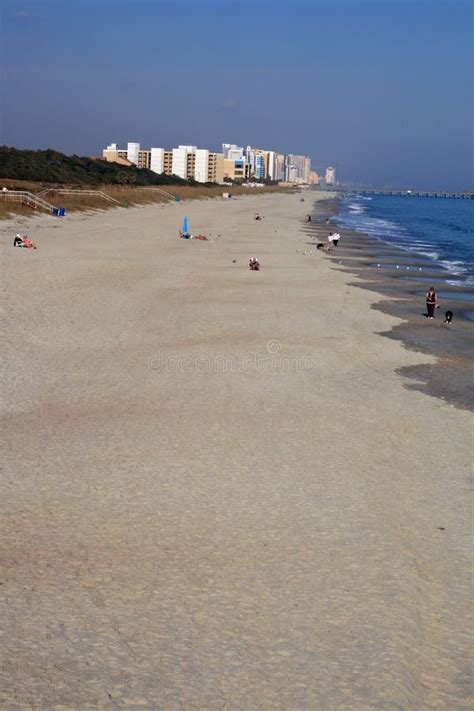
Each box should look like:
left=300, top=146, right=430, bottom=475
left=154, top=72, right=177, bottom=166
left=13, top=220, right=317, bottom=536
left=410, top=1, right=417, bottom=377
left=325, top=233, right=334, bottom=251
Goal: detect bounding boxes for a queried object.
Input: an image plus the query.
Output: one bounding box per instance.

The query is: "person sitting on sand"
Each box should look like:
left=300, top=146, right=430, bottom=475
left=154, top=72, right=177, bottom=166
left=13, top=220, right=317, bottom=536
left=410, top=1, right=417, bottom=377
left=249, top=257, right=260, bottom=271
left=255, top=213, right=262, bottom=221
left=426, top=286, right=439, bottom=319
left=14, top=234, right=37, bottom=249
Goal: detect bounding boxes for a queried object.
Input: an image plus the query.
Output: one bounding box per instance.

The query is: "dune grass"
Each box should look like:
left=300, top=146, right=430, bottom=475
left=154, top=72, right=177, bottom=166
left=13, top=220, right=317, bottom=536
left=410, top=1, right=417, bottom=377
left=0, top=180, right=294, bottom=219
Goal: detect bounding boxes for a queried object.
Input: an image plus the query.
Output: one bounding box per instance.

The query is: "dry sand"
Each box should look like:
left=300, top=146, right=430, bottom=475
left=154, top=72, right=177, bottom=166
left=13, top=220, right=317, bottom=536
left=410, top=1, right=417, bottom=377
left=1, top=193, right=472, bottom=709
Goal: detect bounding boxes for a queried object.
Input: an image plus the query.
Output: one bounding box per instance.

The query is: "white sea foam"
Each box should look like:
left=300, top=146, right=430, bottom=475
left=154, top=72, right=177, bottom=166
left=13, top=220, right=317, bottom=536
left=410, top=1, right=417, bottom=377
left=348, top=203, right=366, bottom=214
left=439, top=259, right=467, bottom=275
left=446, top=279, right=466, bottom=287
left=419, top=251, right=440, bottom=260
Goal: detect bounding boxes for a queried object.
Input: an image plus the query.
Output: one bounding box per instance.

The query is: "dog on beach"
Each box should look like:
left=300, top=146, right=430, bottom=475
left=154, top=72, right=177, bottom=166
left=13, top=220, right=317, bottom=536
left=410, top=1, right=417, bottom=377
left=444, top=310, right=453, bottom=325
left=316, top=243, right=325, bottom=250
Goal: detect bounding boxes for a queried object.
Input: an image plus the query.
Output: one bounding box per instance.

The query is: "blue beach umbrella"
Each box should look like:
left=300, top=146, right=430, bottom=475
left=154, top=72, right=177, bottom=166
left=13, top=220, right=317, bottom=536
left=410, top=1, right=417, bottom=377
left=182, top=216, right=188, bottom=233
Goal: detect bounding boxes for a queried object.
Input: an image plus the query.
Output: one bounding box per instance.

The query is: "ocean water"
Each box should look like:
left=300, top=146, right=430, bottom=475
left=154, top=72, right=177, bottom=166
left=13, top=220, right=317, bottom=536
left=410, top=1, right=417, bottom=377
left=335, top=193, right=474, bottom=287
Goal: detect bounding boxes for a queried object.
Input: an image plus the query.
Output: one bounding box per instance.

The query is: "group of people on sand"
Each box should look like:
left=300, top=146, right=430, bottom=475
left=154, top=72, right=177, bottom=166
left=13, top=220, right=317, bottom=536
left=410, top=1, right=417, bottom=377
left=312, top=230, right=341, bottom=251
left=13, top=234, right=37, bottom=249
left=324, top=231, right=340, bottom=251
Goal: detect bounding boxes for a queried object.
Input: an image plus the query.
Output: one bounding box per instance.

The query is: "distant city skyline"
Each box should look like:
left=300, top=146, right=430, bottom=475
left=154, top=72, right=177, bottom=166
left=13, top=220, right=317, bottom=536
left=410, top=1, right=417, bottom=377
left=102, top=140, right=314, bottom=184
left=1, top=0, right=472, bottom=191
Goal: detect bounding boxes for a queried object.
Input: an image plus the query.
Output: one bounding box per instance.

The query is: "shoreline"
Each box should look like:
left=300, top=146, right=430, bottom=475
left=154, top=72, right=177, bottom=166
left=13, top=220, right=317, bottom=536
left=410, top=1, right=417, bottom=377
left=2, top=192, right=472, bottom=708
left=305, top=197, right=474, bottom=410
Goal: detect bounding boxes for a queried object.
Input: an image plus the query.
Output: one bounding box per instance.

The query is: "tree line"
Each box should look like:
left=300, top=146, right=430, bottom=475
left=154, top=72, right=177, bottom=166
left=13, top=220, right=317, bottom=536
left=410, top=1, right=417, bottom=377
left=0, top=146, right=194, bottom=187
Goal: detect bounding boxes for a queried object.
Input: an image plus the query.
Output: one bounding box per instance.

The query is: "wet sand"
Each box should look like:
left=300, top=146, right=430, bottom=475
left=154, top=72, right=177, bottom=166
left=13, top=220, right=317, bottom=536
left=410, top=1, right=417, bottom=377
left=1, top=192, right=473, bottom=708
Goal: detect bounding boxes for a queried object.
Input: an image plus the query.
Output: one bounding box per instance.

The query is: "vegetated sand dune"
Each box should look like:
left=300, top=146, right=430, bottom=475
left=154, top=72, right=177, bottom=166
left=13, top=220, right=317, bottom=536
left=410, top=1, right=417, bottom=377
left=1, top=193, right=472, bottom=709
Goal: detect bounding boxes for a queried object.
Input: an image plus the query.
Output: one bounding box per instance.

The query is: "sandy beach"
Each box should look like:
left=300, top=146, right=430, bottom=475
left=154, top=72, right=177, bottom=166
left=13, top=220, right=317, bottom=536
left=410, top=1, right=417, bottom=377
left=1, top=192, right=472, bottom=709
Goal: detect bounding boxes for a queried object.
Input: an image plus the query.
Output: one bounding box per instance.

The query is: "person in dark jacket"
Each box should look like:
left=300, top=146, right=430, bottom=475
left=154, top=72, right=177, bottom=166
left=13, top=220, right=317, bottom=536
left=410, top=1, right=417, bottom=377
left=426, top=286, right=439, bottom=319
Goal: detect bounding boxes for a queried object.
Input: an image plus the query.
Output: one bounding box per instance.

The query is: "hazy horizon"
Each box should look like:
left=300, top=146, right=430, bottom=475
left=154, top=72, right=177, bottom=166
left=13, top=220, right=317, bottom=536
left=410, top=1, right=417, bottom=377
left=1, top=0, right=473, bottom=191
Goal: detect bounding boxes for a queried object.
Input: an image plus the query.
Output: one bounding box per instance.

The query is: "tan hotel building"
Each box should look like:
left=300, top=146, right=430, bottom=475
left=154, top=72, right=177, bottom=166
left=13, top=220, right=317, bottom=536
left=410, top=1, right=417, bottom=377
left=223, top=158, right=246, bottom=181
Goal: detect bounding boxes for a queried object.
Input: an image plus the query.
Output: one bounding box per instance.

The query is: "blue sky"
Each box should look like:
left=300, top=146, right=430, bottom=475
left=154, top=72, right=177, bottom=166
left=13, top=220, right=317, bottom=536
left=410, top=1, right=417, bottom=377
left=1, top=0, right=473, bottom=189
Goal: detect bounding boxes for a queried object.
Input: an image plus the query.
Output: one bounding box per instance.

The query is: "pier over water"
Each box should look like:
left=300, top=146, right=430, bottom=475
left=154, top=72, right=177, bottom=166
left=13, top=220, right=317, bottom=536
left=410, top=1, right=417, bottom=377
left=315, top=186, right=474, bottom=199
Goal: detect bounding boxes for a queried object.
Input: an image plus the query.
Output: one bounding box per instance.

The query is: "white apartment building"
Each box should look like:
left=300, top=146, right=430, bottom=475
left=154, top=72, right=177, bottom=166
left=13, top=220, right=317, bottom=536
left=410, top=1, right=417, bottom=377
left=325, top=166, right=336, bottom=185
left=195, top=149, right=210, bottom=182
left=127, top=142, right=140, bottom=165
left=150, top=147, right=165, bottom=173
left=287, top=166, right=298, bottom=182
left=222, top=143, right=244, bottom=160
left=172, top=145, right=197, bottom=179
left=285, top=153, right=311, bottom=183
left=266, top=151, right=277, bottom=181
left=276, top=154, right=286, bottom=181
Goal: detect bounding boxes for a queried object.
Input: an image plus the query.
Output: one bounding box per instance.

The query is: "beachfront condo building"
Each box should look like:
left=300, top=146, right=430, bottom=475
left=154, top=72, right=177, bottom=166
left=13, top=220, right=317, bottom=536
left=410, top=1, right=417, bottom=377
left=102, top=143, right=133, bottom=165
left=172, top=146, right=196, bottom=180
left=265, top=151, right=281, bottom=181
left=103, top=143, right=172, bottom=173
left=285, top=154, right=311, bottom=184
left=196, top=149, right=225, bottom=183
left=223, top=158, right=246, bottom=181
left=222, top=144, right=245, bottom=160
left=171, top=146, right=224, bottom=183
left=102, top=142, right=223, bottom=183
left=325, top=166, right=336, bottom=185
left=276, top=154, right=286, bottom=181
left=150, top=148, right=173, bottom=175
left=207, top=152, right=225, bottom=183
left=244, top=147, right=267, bottom=181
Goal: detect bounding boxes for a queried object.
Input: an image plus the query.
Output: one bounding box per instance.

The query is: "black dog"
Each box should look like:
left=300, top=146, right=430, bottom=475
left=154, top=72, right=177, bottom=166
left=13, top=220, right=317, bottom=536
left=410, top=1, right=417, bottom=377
left=444, top=310, right=453, bottom=325
left=316, top=243, right=325, bottom=250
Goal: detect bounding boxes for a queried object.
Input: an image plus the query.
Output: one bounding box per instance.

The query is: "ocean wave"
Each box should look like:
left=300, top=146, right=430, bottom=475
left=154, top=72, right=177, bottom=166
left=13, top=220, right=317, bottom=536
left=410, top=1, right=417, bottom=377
left=336, top=196, right=473, bottom=286
left=418, top=250, right=440, bottom=260
left=446, top=279, right=467, bottom=287
left=348, top=204, right=367, bottom=214
left=439, top=259, right=468, bottom=275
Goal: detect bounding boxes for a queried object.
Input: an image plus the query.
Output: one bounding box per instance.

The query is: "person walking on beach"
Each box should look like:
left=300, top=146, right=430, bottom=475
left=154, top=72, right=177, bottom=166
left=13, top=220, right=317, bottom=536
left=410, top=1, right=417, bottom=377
left=332, top=231, right=340, bottom=246
left=426, top=286, right=439, bottom=319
